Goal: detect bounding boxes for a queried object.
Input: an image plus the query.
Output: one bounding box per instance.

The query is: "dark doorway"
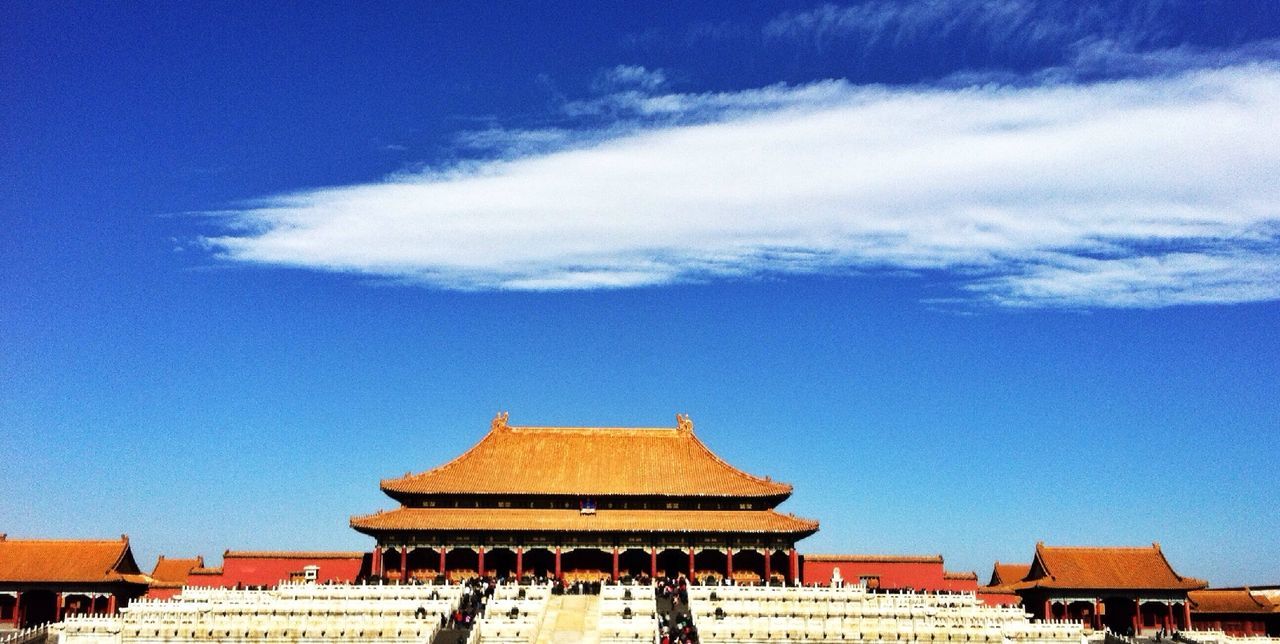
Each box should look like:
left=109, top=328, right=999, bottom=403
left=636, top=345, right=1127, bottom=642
left=657, top=549, right=687, bottom=579
left=445, top=548, right=479, bottom=579
left=1103, top=597, right=1137, bottom=634
left=524, top=548, right=554, bottom=578
left=619, top=549, right=649, bottom=578
left=694, top=550, right=727, bottom=582
left=732, top=550, right=766, bottom=583
left=561, top=549, right=610, bottom=581
left=407, top=547, right=441, bottom=579
left=486, top=548, right=517, bottom=580
left=19, top=589, right=56, bottom=627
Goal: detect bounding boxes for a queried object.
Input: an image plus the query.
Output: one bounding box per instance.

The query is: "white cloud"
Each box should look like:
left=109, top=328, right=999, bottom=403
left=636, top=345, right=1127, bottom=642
left=206, top=65, right=1280, bottom=308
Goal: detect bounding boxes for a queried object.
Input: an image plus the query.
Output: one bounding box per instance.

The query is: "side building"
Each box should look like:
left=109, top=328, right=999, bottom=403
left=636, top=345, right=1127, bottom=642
left=1007, top=542, right=1206, bottom=634
left=351, top=413, right=819, bottom=584
left=1189, top=588, right=1280, bottom=637
left=0, top=535, right=149, bottom=628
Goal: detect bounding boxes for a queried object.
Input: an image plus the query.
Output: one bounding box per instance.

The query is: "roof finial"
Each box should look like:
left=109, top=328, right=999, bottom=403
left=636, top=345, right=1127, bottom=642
left=676, top=413, right=693, bottom=432
left=492, top=411, right=510, bottom=432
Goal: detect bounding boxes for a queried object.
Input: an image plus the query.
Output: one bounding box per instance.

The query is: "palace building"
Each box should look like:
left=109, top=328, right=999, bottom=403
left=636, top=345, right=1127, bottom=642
left=350, top=413, right=819, bottom=584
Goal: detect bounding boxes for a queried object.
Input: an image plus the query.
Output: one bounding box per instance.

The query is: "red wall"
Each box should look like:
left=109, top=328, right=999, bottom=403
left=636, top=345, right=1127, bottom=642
left=1192, top=616, right=1272, bottom=637
left=977, top=592, right=1024, bottom=607
left=145, top=587, right=182, bottom=600
left=187, top=556, right=364, bottom=588
left=802, top=558, right=946, bottom=589
left=939, top=576, right=980, bottom=592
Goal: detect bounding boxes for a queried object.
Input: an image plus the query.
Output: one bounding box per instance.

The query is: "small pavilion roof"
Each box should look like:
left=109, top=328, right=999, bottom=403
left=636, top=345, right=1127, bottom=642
left=351, top=507, right=819, bottom=536
left=149, top=556, right=204, bottom=588
left=381, top=413, right=792, bottom=498
left=1189, top=589, right=1278, bottom=614
left=1020, top=543, right=1206, bottom=591
left=0, top=535, right=148, bottom=585
left=988, top=562, right=1031, bottom=587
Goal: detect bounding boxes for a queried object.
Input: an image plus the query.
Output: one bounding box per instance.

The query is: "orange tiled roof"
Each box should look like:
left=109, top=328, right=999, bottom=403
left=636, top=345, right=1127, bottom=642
left=1190, top=589, right=1278, bottom=614
left=0, top=536, right=147, bottom=584
left=381, top=414, right=791, bottom=498
left=802, top=554, right=943, bottom=563
left=149, top=556, right=203, bottom=588
left=224, top=551, right=366, bottom=559
left=350, top=507, right=819, bottom=535
left=1023, top=543, right=1206, bottom=591
left=989, top=562, right=1031, bottom=587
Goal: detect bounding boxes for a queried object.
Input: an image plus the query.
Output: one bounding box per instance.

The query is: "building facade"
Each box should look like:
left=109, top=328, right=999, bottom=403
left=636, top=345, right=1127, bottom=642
left=350, top=413, right=819, bottom=584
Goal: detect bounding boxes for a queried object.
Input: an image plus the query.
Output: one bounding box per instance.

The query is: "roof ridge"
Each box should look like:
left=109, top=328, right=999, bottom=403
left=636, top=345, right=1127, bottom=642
left=0, top=537, right=127, bottom=543
left=683, top=421, right=791, bottom=492
left=509, top=425, right=680, bottom=432
left=385, top=415, right=504, bottom=486
left=1040, top=544, right=1161, bottom=551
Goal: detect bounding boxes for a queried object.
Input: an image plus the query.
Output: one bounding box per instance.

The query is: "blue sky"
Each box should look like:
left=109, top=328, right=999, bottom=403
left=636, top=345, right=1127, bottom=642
left=2, top=1, right=1278, bottom=585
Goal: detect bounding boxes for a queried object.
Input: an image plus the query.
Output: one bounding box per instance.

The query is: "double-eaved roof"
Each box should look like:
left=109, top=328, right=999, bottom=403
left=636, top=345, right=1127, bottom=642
left=380, top=414, right=792, bottom=498
left=0, top=535, right=149, bottom=585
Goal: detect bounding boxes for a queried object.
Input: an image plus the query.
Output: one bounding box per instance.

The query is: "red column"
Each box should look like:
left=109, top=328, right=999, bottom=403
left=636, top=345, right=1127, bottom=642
left=554, top=547, right=562, bottom=579
left=400, top=546, right=409, bottom=583
left=478, top=547, right=486, bottom=577
left=439, top=548, right=447, bottom=575
left=516, top=547, right=524, bottom=579
left=1182, top=602, right=1191, bottom=631
left=650, top=547, right=658, bottom=578
left=12, top=591, right=22, bottom=627
left=371, top=547, right=380, bottom=577
left=763, top=549, right=772, bottom=583
left=107, top=595, right=117, bottom=615
left=726, top=548, right=733, bottom=579
left=789, top=548, right=799, bottom=584
left=688, top=548, right=696, bottom=580
left=55, top=594, right=64, bottom=622
left=1093, top=600, right=1102, bottom=630
left=611, top=547, right=619, bottom=582
left=1133, top=600, right=1142, bottom=633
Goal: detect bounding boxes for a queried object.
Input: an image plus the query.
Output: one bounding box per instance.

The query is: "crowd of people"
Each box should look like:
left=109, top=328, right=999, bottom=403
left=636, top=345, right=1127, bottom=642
left=656, top=575, right=700, bottom=644
left=389, top=570, right=713, bottom=642
left=445, top=577, right=494, bottom=629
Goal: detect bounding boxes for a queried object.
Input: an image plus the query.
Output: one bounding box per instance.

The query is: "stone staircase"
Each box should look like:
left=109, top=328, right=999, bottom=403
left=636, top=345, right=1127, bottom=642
left=534, top=594, right=602, bottom=644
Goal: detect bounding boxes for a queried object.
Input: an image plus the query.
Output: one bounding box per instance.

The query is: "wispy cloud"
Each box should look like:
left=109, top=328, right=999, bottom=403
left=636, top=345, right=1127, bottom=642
left=205, top=64, right=1280, bottom=308
left=597, top=64, right=668, bottom=91
left=763, top=1, right=1169, bottom=59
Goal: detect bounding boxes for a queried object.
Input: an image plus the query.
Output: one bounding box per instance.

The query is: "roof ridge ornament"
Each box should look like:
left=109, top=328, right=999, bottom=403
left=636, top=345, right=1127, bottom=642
left=492, top=411, right=510, bottom=432
left=676, top=413, right=693, bottom=433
